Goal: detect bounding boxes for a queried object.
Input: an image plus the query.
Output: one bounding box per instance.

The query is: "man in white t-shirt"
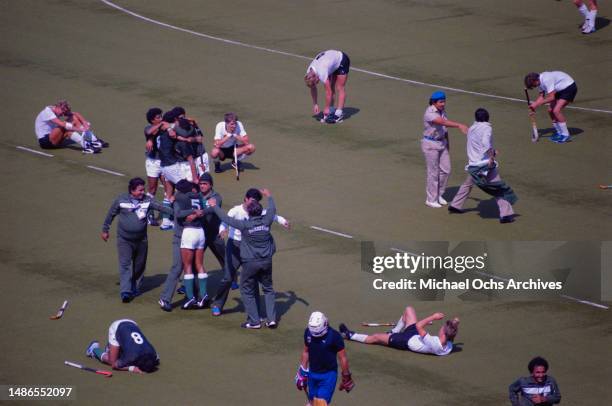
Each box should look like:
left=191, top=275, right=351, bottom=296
left=211, top=112, right=256, bottom=173
left=525, top=71, right=578, bottom=144
left=338, top=306, right=459, bottom=356
left=304, top=50, right=351, bottom=124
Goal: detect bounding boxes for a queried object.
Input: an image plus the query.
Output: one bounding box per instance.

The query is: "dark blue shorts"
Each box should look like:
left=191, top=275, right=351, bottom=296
left=308, top=370, right=338, bottom=404
left=333, top=52, right=350, bottom=76
left=388, top=323, right=419, bottom=351
left=555, top=82, right=577, bottom=102
left=38, top=134, right=58, bottom=149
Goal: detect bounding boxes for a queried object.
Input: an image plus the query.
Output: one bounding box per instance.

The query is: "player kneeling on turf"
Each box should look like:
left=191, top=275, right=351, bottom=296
left=339, top=305, right=459, bottom=356
left=296, top=311, right=354, bottom=406
left=86, top=319, right=159, bottom=373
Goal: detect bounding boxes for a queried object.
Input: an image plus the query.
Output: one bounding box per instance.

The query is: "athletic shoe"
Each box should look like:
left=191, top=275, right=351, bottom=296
left=82, top=141, right=101, bottom=154
left=338, top=323, right=354, bottom=340
left=241, top=322, right=262, bottom=329
left=500, top=215, right=515, bottom=224
left=85, top=341, right=100, bottom=358
left=197, top=294, right=209, bottom=309
left=266, top=321, right=278, bottom=329
left=438, top=197, right=448, bottom=205
left=425, top=201, right=442, bottom=208
left=231, top=281, right=239, bottom=290
left=158, top=298, right=172, bottom=312
left=582, top=26, right=596, bottom=34
left=121, top=293, right=133, bottom=303
left=448, top=206, right=464, bottom=214
left=214, top=161, right=222, bottom=173
left=176, top=285, right=185, bottom=295
left=160, top=220, right=174, bottom=231
left=331, top=113, right=345, bottom=123
left=182, top=297, right=198, bottom=310
left=211, top=305, right=222, bottom=317
left=96, top=138, right=110, bottom=148
left=550, top=133, right=563, bottom=142
left=553, top=135, right=572, bottom=144
left=324, top=114, right=338, bottom=124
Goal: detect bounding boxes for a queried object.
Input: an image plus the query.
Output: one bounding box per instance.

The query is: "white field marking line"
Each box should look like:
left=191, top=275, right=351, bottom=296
left=309, top=226, right=353, bottom=239
left=559, top=295, right=609, bottom=310
left=390, top=247, right=419, bottom=257
left=86, top=165, right=125, bottom=177
left=16, top=146, right=54, bottom=157
left=473, top=270, right=511, bottom=282
left=100, top=0, right=612, bottom=114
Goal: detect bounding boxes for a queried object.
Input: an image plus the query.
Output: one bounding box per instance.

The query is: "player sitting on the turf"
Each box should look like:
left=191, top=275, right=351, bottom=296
left=296, top=311, right=354, bottom=406
left=509, top=356, right=561, bottom=406
left=86, top=319, right=159, bottom=373
left=211, top=112, right=255, bottom=173
left=34, top=100, right=107, bottom=154
left=339, top=305, right=459, bottom=356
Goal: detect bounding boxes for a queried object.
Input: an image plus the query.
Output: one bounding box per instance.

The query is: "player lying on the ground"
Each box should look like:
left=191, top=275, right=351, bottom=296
left=211, top=112, right=255, bottom=173
left=509, top=356, right=561, bottom=406
left=304, top=50, right=351, bottom=124
left=296, top=312, right=354, bottom=406
left=573, top=0, right=598, bottom=34
left=339, top=305, right=459, bottom=356
left=34, top=100, right=108, bottom=153
left=524, top=71, right=578, bottom=144
left=447, top=108, right=518, bottom=224
left=85, top=319, right=159, bottom=373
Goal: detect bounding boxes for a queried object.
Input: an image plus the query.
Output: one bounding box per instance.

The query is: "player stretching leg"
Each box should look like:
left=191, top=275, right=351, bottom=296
left=296, top=312, right=354, bottom=406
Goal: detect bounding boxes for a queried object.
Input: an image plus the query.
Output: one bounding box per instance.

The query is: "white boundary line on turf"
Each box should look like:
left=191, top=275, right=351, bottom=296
left=16, top=146, right=54, bottom=157
left=310, top=226, right=353, bottom=239
left=100, top=0, right=612, bottom=114
left=87, top=165, right=125, bottom=177
left=560, top=294, right=609, bottom=310
left=390, top=247, right=419, bottom=256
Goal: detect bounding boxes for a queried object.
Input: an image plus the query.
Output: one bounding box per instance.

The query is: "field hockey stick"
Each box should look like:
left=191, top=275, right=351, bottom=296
left=49, top=300, right=69, bottom=320
left=599, top=185, right=612, bottom=189
left=234, top=143, right=239, bottom=181
left=524, top=88, right=539, bottom=142
left=361, top=322, right=395, bottom=327
left=64, top=361, right=112, bottom=377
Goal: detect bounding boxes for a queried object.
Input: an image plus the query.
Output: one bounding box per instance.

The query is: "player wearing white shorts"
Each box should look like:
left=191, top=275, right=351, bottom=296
left=174, top=180, right=209, bottom=309
left=339, top=305, right=459, bottom=356
left=211, top=112, right=255, bottom=173
left=304, top=50, right=351, bottom=124
left=144, top=108, right=164, bottom=198
left=525, top=71, right=578, bottom=144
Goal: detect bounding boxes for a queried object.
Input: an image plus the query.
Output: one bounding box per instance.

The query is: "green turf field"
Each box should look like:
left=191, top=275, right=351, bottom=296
left=1, top=0, right=611, bottom=404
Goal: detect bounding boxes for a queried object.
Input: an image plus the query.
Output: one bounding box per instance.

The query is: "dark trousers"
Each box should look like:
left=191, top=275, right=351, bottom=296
left=204, top=233, right=226, bottom=268
left=117, top=235, right=148, bottom=295
left=241, top=259, right=275, bottom=324
left=212, top=238, right=241, bottom=309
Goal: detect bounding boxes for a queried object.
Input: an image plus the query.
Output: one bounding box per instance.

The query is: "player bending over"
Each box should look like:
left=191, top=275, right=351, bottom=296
left=304, top=50, right=351, bottom=124
left=339, top=306, right=459, bottom=356
left=86, top=319, right=159, bottom=373
left=524, top=71, right=577, bottom=144
left=296, top=312, right=354, bottom=406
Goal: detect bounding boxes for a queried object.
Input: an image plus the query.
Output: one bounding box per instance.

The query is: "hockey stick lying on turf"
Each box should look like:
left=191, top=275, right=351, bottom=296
left=64, top=361, right=112, bottom=377
left=233, top=143, right=240, bottom=181
left=49, top=300, right=69, bottom=320
left=599, top=185, right=612, bottom=189
left=361, top=321, right=433, bottom=327
left=524, top=88, right=539, bottom=143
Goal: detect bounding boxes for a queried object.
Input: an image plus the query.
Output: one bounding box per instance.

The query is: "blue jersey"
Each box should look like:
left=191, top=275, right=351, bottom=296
left=115, top=321, right=157, bottom=370
left=304, top=327, right=344, bottom=374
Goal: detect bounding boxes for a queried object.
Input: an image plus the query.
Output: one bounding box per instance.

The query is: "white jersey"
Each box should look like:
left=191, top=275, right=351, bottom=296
left=466, top=121, right=493, bottom=167
left=306, top=50, right=343, bottom=84
left=539, top=71, right=574, bottom=95
left=34, top=106, right=59, bottom=139
left=219, top=204, right=287, bottom=241
left=407, top=333, right=453, bottom=356
left=214, top=121, right=247, bottom=148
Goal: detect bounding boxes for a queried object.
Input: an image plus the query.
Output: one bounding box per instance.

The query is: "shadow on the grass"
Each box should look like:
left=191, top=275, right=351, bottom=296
left=311, top=106, right=361, bottom=123
left=444, top=187, right=521, bottom=221
left=537, top=127, right=583, bottom=139
left=140, top=273, right=167, bottom=294
left=595, top=17, right=610, bottom=31
left=223, top=289, right=309, bottom=321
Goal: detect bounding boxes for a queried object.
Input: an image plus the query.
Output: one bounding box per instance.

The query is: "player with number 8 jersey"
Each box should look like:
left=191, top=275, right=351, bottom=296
left=85, top=319, right=159, bottom=373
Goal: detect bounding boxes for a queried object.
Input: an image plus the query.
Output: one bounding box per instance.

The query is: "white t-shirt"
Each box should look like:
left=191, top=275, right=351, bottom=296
left=466, top=121, right=493, bottom=167
left=407, top=333, right=453, bottom=356
left=34, top=106, right=59, bottom=139
left=539, top=71, right=574, bottom=94
left=214, top=121, right=247, bottom=148
left=306, top=50, right=343, bottom=84
left=219, top=204, right=287, bottom=241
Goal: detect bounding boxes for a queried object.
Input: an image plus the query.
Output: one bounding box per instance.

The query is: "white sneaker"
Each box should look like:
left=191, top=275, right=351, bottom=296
left=425, top=201, right=442, bottom=208
left=438, top=197, right=448, bottom=205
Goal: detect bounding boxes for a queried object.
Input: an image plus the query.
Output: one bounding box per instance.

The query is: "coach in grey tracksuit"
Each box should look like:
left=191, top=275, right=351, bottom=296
left=210, top=190, right=277, bottom=327
left=101, top=177, right=172, bottom=302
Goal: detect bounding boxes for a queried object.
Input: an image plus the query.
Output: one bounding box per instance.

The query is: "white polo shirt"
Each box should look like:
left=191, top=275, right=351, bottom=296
left=306, top=50, right=343, bottom=84
left=408, top=333, right=453, bottom=356
left=423, top=105, right=448, bottom=140
left=539, top=71, right=574, bottom=94
left=34, top=106, right=59, bottom=139
left=214, top=120, right=247, bottom=148
left=219, top=204, right=287, bottom=241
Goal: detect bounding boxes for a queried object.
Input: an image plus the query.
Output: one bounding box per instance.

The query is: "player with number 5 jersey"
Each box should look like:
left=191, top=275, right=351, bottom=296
left=85, top=319, right=159, bottom=373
